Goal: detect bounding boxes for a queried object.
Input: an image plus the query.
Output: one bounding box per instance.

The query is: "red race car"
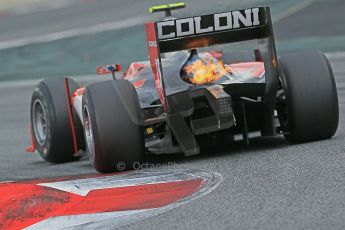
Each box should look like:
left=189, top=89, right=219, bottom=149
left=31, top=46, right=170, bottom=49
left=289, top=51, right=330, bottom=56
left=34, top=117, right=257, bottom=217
left=27, top=3, right=339, bottom=173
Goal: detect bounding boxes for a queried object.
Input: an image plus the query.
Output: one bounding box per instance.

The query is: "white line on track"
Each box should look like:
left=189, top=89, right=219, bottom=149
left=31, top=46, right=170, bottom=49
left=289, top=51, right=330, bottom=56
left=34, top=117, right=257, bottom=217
left=0, top=74, right=96, bottom=88
left=0, top=15, right=153, bottom=50
left=24, top=169, right=223, bottom=230
left=273, top=0, right=314, bottom=23
left=0, top=180, right=14, bottom=183
left=38, top=171, right=199, bottom=196
left=3, top=0, right=74, bottom=15
left=0, top=0, right=313, bottom=51
left=326, top=52, right=345, bottom=59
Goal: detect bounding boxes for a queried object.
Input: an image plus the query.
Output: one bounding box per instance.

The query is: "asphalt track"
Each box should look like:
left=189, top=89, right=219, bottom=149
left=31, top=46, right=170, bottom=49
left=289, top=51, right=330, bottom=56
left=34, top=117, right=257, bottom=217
left=1, top=0, right=345, bottom=229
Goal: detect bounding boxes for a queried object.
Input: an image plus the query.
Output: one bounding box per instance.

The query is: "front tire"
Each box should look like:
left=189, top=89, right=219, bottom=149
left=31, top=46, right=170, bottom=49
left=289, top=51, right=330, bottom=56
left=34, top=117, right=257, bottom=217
left=30, top=78, right=85, bottom=163
left=82, top=80, right=144, bottom=173
left=277, top=51, right=339, bottom=143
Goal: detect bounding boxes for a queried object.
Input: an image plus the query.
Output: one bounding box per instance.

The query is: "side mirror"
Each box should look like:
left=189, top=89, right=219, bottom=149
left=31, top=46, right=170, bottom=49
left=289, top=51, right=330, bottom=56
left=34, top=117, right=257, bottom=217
left=96, top=64, right=121, bottom=80
left=96, top=64, right=121, bottom=75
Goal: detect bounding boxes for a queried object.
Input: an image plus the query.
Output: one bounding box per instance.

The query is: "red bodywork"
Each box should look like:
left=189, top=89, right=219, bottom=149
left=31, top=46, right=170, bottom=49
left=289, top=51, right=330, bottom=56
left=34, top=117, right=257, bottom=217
left=145, top=22, right=168, bottom=111
left=25, top=125, right=36, bottom=153
left=64, top=78, right=79, bottom=155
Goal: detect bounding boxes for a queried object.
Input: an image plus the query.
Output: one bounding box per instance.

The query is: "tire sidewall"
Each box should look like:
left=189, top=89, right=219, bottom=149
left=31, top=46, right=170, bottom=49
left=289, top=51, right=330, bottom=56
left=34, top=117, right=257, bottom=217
left=278, top=51, right=339, bottom=143
left=30, top=78, right=83, bottom=163
left=82, top=80, right=144, bottom=173
left=30, top=84, right=55, bottom=161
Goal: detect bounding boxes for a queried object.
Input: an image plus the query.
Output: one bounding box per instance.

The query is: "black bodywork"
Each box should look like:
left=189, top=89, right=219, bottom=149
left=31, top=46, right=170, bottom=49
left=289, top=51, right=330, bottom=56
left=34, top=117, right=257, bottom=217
left=125, top=7, right=280, bottom=155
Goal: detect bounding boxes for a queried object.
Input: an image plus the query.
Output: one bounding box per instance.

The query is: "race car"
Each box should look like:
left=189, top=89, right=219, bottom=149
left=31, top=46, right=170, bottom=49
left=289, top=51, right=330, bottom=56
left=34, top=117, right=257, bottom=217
left=26, top=3, right=339, bottom=173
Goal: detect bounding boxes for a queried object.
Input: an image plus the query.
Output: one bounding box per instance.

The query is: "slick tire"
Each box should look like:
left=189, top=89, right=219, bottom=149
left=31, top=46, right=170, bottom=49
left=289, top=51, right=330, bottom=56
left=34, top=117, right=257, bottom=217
left=30, top=78, right=85, bottom=163
left=277, top=51, right=339, bottom=143
left=82, top=80, right=144, bottom=173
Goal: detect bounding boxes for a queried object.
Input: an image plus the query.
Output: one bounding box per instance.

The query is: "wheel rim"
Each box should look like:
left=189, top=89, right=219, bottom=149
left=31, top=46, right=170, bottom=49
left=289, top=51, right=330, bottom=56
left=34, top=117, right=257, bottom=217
left=32, top=99, right=48, bottom=146
left=83, top=106, right=94, bottom=158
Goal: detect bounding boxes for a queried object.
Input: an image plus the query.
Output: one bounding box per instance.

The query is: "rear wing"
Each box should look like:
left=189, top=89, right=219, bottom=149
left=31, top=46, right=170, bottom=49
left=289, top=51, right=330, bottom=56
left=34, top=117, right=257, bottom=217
left=145, top=7, right=278, bottom=111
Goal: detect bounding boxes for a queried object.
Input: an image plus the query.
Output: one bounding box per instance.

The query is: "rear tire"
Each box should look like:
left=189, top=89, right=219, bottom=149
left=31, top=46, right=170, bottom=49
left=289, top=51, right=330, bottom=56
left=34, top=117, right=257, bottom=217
left=30, top=78, right=85, bottom=163
left=277, top=51, right=339, bottom=143
left=82, top=80, right=144, bottom=173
